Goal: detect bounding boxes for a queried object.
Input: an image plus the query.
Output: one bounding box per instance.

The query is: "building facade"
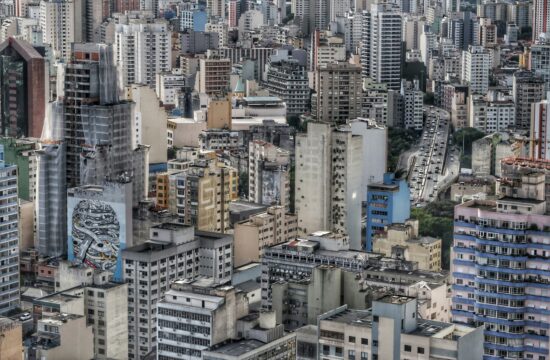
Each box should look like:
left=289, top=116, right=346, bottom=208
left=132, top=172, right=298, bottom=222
left=0, top=144, right=19, bottom=315
left=295, top=122, right=362, bottom=248
left=248, top=140, right=290, bottom=211
left=366, top=173, right=411, bottom=252
left=0, top=37, right=45, bottom=138
left=451, top=173, right=550, bottom=359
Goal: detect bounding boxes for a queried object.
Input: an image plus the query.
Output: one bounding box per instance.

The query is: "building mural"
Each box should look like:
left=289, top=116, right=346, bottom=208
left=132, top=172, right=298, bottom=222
left=67, top=181, right=132, bottom=280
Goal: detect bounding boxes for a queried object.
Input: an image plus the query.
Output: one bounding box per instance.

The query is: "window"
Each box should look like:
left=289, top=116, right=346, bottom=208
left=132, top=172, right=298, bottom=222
left=373, top=316, right=379, bottom=322
left=349, top=350, right=356, bottom=360
left=349, top=336, right=356, bottom=343
left=361, top=338, right=368, bottom=345
left=404, top=345, right=412, bottom=352
left=418, top=347, right=424, bottom=354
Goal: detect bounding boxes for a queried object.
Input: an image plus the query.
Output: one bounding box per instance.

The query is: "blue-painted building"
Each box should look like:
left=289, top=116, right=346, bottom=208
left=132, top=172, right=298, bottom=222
left=451, top=172, right=550, bottom=360
left=366, top=172, right=410, bottom=251
left=179, top=3, right=207, bottom=32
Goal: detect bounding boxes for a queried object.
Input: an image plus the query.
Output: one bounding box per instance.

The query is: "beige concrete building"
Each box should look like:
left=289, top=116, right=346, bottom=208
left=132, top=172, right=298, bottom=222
left=248, top=140, right=290, bottom=210
left=304, top=296, right=483, bottom=360
left=233, top=206, right=297, bottom=267
left=312, top=62, right=362, bottom=124
left=49, top=262, right=129, bottom=360
left=27, top=313, right=94, bottom=360
left=373, top=219, right=442, bottom=271
left=126, top=84, right=168, bottom=164
left=207, top=96, right=232, bottom=129
left=198, top=57, right=231, bottom=95
left=167, top=153, right=238, bottom=232
left=295, top=123, right=363, bottom=249
left=0, top=317, right=22, bottom=360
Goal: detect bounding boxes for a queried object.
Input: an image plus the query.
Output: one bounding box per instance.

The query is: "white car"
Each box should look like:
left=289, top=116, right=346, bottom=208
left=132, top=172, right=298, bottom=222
left=19, top=313, right=31, bottom=321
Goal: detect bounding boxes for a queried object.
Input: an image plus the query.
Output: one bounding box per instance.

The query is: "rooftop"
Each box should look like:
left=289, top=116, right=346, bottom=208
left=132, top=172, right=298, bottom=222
left=408, top=319, right=453, bottom=337
left=323, top=308, right=373, bottom=328
left=377, top=294, right=415, bottom=305
left=205, top=339, right=267, bottom=356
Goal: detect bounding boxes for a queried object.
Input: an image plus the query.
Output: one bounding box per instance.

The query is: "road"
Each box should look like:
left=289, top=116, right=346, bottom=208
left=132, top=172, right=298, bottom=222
left=408, top=106, right=453, bottom=205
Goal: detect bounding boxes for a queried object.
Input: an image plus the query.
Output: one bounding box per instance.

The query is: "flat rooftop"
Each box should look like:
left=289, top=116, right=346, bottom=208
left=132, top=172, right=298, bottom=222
left=408, top=319, right=453, bottom=337
left=152, top=223, right=190, bottom=231
left=323, top=309, right=373, bottom=328
left=206, top=339, right=266, bottom=356
left=377, top=295, right=416, bottom=305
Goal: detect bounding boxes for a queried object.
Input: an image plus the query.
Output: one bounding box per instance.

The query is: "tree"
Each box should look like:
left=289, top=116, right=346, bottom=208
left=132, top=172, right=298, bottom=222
left=387, top=127, right=421, bottom=172
left=167, top=147, right=177, bottom=160
left=238, top=171, right=249, bottom=198
left=411, top=200, right=458, bottom=270
left=453, top=127, right=484, bottom=168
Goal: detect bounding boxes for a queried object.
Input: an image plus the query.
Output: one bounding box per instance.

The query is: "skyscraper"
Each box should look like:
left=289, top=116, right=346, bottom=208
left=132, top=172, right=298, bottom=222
left=0, top=144, right=19, bottom=315
left=295, top=122, right=363, bottom=249
left=361, top=3, right=403, bottom=90
left=0, top=37, right=45, bottom=138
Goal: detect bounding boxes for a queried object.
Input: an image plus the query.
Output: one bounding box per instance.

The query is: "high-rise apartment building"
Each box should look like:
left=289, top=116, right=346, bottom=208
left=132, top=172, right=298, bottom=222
left=512, top=70, right=545, bottom=130
left=115, top=0, right=140, bottom=12
left=123, top=223, right=233, bottom=359
left=36, top=141, right=67, bottom=258
left=114, top=20, right=171, bottom=87
left=531, top=95, right=550, bottom=160
left=530, top=34, right=550, bottom=91
left=198, top=57, right=231, bottom=95
left=265, top=59, right=310, bottom=116
left=361, top=3, right=403, bottom=90
left=295, top=122, right=362, bottom=249
left=248, top=140, right=290, bottom=211
left=40, top=0, right=82, bottom=61
left=366, top=173, right=410, bottom=252
left=533, top=0, right=550, bottom=40
left=451, top=173, right=550, bottom=359
left=313, top=62, right=362, bottom=124
left=0, top=144, right=19, bottom=315
left=461, top=45, right=490, bottom=94
left=184, top=158, right=237, bottom=233
left=0, top=37, right=45, bottom=138
left=401, top=80, right=424, bottom=130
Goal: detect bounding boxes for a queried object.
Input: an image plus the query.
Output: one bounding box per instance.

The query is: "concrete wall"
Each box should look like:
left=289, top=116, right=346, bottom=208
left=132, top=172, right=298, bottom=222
left=0, top=319, right=22, bottom=360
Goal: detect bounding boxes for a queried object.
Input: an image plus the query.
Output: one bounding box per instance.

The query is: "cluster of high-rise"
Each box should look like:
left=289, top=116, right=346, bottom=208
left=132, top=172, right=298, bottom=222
left=0, top=0, right=549, bottom=359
